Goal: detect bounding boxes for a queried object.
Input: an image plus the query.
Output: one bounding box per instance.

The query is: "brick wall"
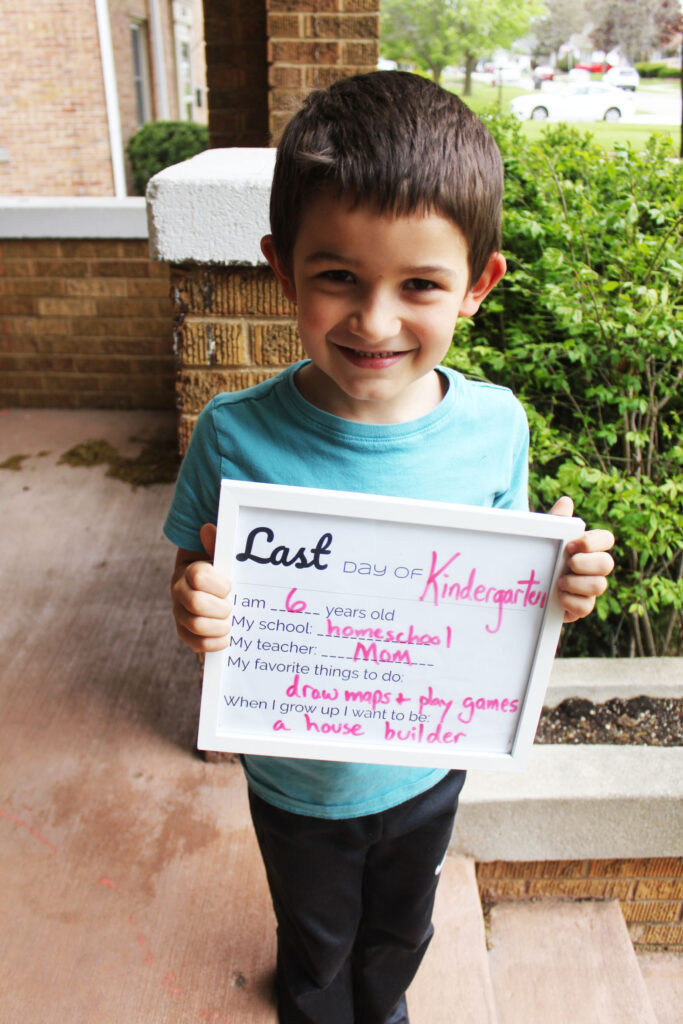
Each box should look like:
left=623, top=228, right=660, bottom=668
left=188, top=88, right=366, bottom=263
left=203, top=0, right=381, bottom=149
left=204, top=0, right=270, bottom=148
left=267, top=0, right=381, bottom=140
left=476, top=858, right=683, bottom=952
left=170, top=263, right=299, bottom=452
left=4, top=1, right=205, bottom=198
left=0, top=2, right=113, bottom=196
left=0, top=239, right=174, bottom=409
left=2, top=2, right=379, bottom=195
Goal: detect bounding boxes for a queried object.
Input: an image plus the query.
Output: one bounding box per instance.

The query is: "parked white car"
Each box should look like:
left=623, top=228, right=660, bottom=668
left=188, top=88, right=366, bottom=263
left=509, top=82, right=635, bottom=123
left=603, top=66, right=640, bottom=91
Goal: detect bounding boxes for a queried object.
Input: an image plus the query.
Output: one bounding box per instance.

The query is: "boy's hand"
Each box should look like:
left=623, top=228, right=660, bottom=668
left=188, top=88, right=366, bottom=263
left=550, top=496, right=615, bottom=623
left=171, top=523, right=233, bottom=653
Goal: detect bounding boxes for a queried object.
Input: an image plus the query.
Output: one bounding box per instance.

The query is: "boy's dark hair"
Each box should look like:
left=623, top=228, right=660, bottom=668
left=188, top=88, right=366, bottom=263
left=269, top=71, right=504, bottom=286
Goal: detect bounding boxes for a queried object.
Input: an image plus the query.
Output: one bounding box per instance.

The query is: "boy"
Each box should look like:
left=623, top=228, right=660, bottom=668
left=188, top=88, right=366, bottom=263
left=165, top=72, right=614, bottom=1024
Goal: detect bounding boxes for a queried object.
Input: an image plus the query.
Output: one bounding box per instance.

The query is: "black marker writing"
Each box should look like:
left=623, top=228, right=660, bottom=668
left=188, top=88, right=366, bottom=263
left=236, top=526, right=333, bottom=570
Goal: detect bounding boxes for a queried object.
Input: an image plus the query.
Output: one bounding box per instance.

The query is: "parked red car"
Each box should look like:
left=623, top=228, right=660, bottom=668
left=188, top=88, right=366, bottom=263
left=574, top=62, right=612, bottom=74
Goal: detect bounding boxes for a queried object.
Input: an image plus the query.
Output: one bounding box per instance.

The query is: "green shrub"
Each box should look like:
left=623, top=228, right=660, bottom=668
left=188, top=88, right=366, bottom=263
left=635, top=62, right=681, bottom=79
left=447, top=117, right=683, bottom=656
left=635, top=62, right=667, bottom=77
left=126, top=120, right=209, bottom=196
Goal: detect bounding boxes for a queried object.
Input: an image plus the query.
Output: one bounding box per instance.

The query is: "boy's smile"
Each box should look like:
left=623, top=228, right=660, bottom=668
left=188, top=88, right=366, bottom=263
left=262, top=193, right=505, bottom=424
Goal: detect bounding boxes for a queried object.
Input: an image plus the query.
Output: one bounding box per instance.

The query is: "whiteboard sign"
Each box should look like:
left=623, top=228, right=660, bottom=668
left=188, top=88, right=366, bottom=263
left=199, top=482, right=584, bottom=771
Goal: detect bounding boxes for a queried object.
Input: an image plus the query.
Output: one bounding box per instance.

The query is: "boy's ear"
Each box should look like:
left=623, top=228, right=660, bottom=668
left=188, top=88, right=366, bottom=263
left=458, top=252, right=507, bottom=318
left=261, top=235, right=297, bottom=302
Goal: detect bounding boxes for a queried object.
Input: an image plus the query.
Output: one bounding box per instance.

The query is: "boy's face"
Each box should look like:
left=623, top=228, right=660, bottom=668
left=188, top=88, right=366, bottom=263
left=262, top=193, right=505, bottom=424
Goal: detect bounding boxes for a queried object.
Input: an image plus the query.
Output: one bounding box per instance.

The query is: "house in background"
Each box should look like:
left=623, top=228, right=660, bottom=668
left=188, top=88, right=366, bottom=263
left=0, top=1, right=381, bottom=412
left=0, top=0, right=207, bottom=197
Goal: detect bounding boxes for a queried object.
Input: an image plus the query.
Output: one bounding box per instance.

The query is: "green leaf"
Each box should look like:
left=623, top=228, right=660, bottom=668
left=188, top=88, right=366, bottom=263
left=448, top=114, right=683, bottom=656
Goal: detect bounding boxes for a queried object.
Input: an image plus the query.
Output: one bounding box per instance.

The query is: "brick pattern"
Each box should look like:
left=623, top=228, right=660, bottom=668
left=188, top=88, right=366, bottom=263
left=266, top=0, right=381, bottom=140
left=0, top=3, right=113, bottom=196
left=204, top=0, right=380, bottom=147
left=0, top=240, right=175, bottom=409
left=2, top=0, right=197, bottom=197
left=204, top=0, right=270, bottom=148
left=169, top=264, right=300, bottom=452
left=476, top=858, right=683, bottom=952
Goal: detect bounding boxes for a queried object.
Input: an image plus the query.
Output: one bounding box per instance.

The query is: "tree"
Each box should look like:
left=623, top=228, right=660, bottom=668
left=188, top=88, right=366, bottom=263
left=532, top=0, right=588, bottom=63
left=381, top=0, right=462, bottom=84
left=590, top=0, right=683, bottom=64
left=381, top=0, right=545, bottom=92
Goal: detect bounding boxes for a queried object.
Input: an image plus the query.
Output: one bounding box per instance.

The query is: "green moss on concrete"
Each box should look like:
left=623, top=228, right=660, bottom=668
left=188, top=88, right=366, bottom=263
left=0, top=454, right=30, bottom=471
left=58, top=437, right=179, bottom=489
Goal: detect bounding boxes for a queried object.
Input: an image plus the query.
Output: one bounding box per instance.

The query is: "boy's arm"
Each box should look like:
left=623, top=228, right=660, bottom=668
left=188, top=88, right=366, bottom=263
left=171, top=523, right=233, bottom=653
left=550, top=496, right=615, bottom=623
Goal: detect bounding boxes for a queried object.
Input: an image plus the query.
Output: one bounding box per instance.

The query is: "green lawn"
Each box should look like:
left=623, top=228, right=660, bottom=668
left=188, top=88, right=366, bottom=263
left=519, top=119, right=680, bottom=149
left=441, top=76, right=528, bottom=114
left=638, top=78, right=682, bottom=93
left=441, top=75, right=681, bottom=152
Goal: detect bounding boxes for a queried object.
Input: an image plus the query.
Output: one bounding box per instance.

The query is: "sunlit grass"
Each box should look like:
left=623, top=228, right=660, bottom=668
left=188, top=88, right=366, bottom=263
left=441, top=75, right=681, bottom=152
left=519, top=119, right=680, bottom=150
left=638, top=78, right=681, bottom=93
left=442, top=75, right=528, bottom=113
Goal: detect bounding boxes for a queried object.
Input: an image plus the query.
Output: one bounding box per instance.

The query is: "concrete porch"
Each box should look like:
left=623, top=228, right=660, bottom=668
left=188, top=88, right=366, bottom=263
left=1, top=408, right=680, bottom=1023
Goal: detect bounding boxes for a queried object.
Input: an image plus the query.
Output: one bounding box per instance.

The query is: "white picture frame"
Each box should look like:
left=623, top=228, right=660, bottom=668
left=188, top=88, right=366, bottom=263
left=198, top=481, right=585, bottom=771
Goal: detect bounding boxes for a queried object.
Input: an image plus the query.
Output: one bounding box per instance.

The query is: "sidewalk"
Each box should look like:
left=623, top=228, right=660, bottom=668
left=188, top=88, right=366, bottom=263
left=3, top=409, right=495, bottom=1024
left=0, top=409, right=277, bottom=1023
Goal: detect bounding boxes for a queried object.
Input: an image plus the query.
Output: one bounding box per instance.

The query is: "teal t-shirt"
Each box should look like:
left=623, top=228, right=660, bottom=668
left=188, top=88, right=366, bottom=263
left=164, top=362, right=529, bottom=818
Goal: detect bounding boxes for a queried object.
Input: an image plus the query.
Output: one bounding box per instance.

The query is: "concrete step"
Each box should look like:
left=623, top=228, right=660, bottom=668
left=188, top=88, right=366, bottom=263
left=409, top=855, right=498, bottom=1024
left=637, top=952, right=683, bottom=1024
left=487, top=900, right=658, bottom=1024
left=546, top=656, right=683, bottom=705
left=453, top=744, right=683, bottom=862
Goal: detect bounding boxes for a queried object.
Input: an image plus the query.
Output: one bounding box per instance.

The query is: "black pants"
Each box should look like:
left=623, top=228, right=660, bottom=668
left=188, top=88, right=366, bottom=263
left=248, top=770, right=466, bottom=1024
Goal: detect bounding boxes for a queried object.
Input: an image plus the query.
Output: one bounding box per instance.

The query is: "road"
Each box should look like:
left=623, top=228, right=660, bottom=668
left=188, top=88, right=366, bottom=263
left=630, top=84, right=681, bottom=125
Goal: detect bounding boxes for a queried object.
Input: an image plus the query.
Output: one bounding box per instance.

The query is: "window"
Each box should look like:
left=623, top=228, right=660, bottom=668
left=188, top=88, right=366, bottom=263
left=172, top=1, right=195, bottom=121
left=178, top=37, right=193, bottom=120
left=130, top=21, right=152, bottom=127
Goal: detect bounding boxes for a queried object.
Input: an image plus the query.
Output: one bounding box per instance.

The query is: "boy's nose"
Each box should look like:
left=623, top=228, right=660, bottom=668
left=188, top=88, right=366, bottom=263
left=349, top=293, right=400, bottom=344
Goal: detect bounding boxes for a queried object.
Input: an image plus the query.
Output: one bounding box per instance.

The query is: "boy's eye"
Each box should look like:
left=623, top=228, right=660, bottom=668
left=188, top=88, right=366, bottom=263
left=405, top=278, right=439, bottom=292
left=319, top=269, right=355, bottom=284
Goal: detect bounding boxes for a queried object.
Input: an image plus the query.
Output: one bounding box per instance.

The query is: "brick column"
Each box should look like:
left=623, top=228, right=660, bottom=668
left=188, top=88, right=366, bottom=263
left=170, top=263, right=300, bottom=453
left=146, top=148, right=300, bottom=453
left=203, top=2, right=380, bottom=148
left=204, top=0, right=270, bottom=148
left=267, top=1, right=381, bottom=139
